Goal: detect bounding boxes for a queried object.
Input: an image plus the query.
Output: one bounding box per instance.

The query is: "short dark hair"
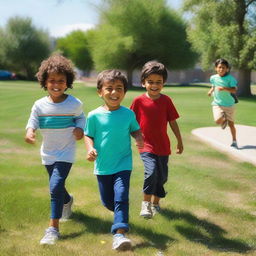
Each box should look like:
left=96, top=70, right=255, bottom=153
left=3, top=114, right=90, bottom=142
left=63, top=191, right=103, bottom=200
left=215, top=58, right=230, bottom=69
left=36, top=54, right=76, bottom=90
left=97, top=69, right=128, bottom=92
left=141, top=60, right=168, bottom=83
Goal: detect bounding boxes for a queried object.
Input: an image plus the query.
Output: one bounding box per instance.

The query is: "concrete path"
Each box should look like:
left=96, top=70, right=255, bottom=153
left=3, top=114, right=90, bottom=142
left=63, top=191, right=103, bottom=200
left=192, top=124, right=256, bottom=166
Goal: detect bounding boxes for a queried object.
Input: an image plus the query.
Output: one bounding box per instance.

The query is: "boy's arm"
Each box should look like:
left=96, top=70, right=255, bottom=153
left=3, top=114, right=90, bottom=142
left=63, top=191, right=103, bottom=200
left=84, top=135, right=97, bottom=161
left=130, top=129, right=144, bottom=149
left=25, top=127, right=36, bottom=144
left=217, top=86, right=237, bottom=93
left=207, top=86, right=214, bottom=96
left=73, top=112, right=86, bottom=140
left=169, top=120, right=183, bottom=154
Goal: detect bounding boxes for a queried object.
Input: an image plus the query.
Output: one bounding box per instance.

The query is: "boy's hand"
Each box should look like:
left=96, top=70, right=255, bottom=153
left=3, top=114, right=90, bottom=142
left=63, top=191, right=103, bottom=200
left=176, top=142, right=183, bottom=154
left=73, top=127, right=84, bottom=140
left=207, top=91, right=212, bottom=96
left=87, top=148, right=98, bottom=161
left=217, top=86, right=225, bottom=91
left=25, top=129, right=36, bottom=144
left=135, top=139, right=144, bottom=149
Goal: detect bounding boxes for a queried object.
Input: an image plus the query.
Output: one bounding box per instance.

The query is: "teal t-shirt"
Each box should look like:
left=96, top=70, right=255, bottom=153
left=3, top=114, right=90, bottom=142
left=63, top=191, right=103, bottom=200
left=84, top=106, right=140, bottom=175
left=210, top=73, right=237, bottom=107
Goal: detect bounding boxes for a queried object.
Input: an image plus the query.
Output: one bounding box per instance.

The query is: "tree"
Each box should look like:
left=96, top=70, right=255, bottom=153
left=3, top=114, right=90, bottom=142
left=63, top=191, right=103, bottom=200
left=183, top=0, right=256, bottom=96
left=1, top=16, right=51, bottom=80
left=90, top=0, right=197, bottom=86
left=56, top=30, right=93, bottom=75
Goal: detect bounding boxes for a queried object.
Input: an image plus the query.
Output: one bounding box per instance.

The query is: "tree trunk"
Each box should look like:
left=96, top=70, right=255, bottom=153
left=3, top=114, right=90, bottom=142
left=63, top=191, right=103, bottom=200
left=236, top=69, right=252, bottom=97
left=127, top=69, right=133, bottom=89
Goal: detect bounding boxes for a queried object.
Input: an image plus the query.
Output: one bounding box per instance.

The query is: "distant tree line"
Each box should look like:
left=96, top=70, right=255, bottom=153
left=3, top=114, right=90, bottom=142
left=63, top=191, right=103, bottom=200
left=1, top=0, right=255, bottom=96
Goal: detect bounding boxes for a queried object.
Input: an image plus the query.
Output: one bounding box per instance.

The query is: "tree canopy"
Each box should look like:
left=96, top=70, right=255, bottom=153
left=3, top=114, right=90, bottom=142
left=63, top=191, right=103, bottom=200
left=0, top=16, right=51, bottom=80
left=57, top=30, right=93, bottom=75
left=90, top=0, right=197, bottom=85
left=183, top=0, right=256, bottom=96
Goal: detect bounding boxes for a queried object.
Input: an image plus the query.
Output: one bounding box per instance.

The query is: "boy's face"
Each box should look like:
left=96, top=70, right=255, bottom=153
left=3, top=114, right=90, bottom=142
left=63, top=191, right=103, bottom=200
left=98, top=79, right=125, bottom=111
left=215, top=64, right=229, bottom=77
left=142, top=74, right=164, bottom=99
left=46, top=73, right=67, bottom=102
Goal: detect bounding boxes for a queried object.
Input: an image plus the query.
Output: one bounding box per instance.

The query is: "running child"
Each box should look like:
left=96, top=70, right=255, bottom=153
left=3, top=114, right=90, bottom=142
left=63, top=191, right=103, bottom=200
left=25, top=54, right=85, bottom=245
left=130, top=60, right=183, bottom=218
left=84, top=69, right=143, bottom=251
left=207, top=58, right=238, bottom=148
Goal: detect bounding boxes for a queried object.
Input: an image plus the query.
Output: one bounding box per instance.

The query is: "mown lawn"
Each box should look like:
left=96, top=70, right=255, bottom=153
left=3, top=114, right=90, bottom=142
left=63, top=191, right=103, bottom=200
left=0, top=80, right=255, bottom=256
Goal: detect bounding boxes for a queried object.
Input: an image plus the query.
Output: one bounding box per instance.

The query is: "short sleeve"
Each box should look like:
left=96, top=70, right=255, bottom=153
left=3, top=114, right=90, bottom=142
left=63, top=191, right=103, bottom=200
left=84, top=113, right=95, bottom=138
left=229, top=76, right=237, bottom=87
left=166, top=97, right=179, bottom=122
left=129, top=111, right=140, bottom=133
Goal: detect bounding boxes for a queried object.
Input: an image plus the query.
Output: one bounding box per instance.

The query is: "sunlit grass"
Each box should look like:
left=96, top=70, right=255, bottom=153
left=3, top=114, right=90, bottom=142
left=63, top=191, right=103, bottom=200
left=0, top=81, right=255, bottom=255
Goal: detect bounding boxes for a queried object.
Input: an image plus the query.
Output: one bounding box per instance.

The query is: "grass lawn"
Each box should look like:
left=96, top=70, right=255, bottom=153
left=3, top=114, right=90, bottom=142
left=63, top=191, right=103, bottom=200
left=0, top=80, right=255, bottom=256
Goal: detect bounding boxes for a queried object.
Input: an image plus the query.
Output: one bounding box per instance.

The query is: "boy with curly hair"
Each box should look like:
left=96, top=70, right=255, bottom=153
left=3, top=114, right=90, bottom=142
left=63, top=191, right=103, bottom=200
left=25, top=54, right=86, bottom=245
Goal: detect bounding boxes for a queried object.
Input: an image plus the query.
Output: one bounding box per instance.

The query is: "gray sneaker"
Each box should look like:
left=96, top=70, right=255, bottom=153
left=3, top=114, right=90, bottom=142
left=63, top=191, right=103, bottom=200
left=40, top=227, right=60, bottom=245
left=140, top=201, right=152, bottom=218
left=60, top=195, right=73, bottom=222
left=112, top=234, right=132, bottom=250
left=151, top=204, right=161, bottom=216
left=230, top=141, right=238, bottom=148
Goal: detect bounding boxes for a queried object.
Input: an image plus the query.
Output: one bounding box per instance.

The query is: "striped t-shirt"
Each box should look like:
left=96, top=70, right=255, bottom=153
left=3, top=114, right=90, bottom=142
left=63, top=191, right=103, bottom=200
left=26, top=95, right=86, bottom=165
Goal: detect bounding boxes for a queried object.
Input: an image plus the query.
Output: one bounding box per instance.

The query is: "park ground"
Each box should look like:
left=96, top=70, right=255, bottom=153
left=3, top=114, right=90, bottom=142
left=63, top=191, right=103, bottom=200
left=0, top=80, right=255, bottom=256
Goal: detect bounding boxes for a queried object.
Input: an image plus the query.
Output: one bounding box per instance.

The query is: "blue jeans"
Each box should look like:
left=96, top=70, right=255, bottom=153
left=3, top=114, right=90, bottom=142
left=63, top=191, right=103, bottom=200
left=45, top=162, right=72, bottom=219
left=140, top=152, right=169, bottom=198
left=97, top=170, right=131, bottom=234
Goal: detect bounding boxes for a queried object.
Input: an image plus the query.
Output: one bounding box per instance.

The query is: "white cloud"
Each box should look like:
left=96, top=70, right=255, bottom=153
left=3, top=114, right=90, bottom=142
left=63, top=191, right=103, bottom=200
left=50, top=23, right=95, bottom=37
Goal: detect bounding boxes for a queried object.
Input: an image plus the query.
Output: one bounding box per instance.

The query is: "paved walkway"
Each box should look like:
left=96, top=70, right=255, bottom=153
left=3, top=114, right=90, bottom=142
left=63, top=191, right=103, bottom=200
left=192, top=124, right=256, bottom=166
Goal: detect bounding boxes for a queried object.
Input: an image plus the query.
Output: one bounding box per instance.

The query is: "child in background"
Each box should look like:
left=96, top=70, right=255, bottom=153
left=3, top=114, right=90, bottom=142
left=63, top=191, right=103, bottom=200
left=207, top=58, right=238, bottom=148
left=84, top=69, right=143, bottom=251
left=130, top=60, right=183, bottom=219
left=25, top=54, right=85, bottom=245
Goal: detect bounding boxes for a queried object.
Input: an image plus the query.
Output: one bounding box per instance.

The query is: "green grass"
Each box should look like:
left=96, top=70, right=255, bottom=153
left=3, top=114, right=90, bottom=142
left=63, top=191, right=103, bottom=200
left=0, top=80, right=256, bottom=255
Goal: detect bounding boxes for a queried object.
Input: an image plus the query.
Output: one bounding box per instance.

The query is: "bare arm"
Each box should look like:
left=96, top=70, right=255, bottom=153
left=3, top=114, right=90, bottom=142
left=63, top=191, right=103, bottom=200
left=169, top=120, right=183, bottom=154
left=130, top=129, right=144, bottom=149
left=207, top=86, right=214, bottom=96
left=217, top=86, right=237, bottom=93
left=84, top=136, right=97, bottom=161
left=25, top=128, right=36, bottom=144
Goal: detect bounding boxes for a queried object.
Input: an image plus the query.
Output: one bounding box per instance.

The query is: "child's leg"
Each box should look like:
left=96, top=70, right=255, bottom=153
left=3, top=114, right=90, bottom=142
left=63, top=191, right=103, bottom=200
left=212, top=105, right=225, bottom=125
left=97, top=175, right=115, bottom=211
left=140, top=152, right=158, bottom=199
left=45, top=162, right=72, bottom=229
left=228, top=121, right=236, bottom=141
left=112, top=171, right=131, bottom=234
left=154, top=155, right=169, bottom=201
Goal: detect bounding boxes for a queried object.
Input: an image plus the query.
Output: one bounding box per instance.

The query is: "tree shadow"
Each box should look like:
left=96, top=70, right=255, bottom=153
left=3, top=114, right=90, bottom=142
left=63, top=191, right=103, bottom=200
left=161, top=208, right=253, bottom=253
left=62, top=210, right=175, bottom=251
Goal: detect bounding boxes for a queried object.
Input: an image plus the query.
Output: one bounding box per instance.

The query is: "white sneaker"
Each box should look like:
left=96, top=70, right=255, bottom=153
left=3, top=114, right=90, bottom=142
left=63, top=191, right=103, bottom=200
left=60, top=195, right=73, bottom=222
left=140, top=201, right=152, bottom=218
left=112, top=234, right=132, bottom=250
left=151, top=204, right=161, bottom=216
left=40, top=227, right=60, bottom=245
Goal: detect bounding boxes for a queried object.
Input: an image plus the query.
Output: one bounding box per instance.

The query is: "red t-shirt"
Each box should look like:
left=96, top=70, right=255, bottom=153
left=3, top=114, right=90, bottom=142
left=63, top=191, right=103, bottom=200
left=130, top=93, right=179, bottom=155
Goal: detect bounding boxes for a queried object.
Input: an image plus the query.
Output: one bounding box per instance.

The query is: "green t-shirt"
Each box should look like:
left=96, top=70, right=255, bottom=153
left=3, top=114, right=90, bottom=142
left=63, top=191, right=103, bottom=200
left=210, top=73, right=237, bottom=107
left=84, top=106, right=140, bottom=175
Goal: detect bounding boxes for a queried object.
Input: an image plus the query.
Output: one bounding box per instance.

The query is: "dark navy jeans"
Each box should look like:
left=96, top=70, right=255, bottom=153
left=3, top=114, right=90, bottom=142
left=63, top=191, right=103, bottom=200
left=97, top=170, right=131, bottom=234
left=45, top=162, right=72, bottom=219
left=140, top=152, right=169, bottom=198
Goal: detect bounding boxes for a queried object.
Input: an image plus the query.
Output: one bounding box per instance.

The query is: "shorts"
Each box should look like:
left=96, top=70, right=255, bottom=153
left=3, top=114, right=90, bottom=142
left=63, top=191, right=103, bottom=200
left=212, top=105, right=235, bottom=122
left=140, top=152, right=169, bottom=198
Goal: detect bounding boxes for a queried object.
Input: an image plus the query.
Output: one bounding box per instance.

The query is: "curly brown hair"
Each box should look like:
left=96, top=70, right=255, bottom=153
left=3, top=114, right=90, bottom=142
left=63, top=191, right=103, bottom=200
left=36, top=54, right=76, bottom=90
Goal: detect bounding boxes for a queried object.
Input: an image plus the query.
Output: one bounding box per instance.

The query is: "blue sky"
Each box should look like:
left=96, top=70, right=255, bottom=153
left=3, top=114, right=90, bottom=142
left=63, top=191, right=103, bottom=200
left=0, top=0, right=182, bottom=37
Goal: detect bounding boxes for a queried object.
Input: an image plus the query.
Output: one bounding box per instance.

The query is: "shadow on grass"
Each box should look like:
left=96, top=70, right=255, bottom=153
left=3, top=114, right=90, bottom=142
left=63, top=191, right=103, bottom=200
left=63, top=210, right=175, bottom=251
left=161, top=208, right=253, bottom=254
